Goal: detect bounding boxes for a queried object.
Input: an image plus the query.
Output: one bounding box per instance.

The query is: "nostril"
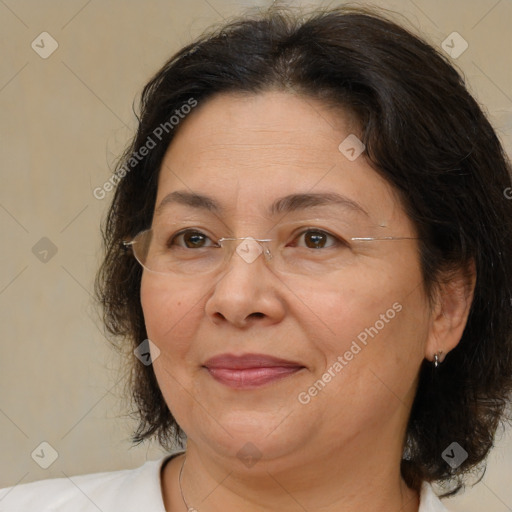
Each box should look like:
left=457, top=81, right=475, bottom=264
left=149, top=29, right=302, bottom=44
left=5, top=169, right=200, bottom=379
left=249, top=312, right=265, bottom=319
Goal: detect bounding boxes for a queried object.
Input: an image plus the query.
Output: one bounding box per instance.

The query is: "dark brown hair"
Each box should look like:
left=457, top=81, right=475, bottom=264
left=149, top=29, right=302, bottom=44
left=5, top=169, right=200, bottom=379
left=95, top=5, right=512, bottom=495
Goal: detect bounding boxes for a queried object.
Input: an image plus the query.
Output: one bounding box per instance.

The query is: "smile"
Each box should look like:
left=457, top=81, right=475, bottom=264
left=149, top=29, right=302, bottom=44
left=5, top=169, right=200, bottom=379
left=203, top=353, right=305, bottom=389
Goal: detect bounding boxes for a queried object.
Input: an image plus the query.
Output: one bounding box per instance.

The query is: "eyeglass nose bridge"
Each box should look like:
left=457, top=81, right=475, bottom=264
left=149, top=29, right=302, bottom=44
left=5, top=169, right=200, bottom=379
left=217, top=237, right=273, bottom=265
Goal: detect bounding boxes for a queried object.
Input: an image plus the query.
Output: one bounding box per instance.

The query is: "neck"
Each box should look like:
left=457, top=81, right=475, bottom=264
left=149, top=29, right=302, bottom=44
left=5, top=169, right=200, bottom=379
left=163, top=437, right=419, bottom=512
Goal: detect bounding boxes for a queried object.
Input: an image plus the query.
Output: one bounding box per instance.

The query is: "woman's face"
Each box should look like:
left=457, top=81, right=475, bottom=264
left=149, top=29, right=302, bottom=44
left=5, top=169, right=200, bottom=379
left=141, top=91, right=433, bottom=469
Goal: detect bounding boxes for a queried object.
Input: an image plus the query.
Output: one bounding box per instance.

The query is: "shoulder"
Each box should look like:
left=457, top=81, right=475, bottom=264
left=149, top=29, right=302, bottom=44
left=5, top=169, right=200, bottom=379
left=419, top=481, right=454, bottom=512
left=0, top=455, right=174, bottom=512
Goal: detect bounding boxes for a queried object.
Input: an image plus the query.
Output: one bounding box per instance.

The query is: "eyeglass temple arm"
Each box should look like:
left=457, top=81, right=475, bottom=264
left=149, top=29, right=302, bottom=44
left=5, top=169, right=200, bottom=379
left=218, top=236, right=419, bottom=242
left=350, top=236, right=420, bottom=241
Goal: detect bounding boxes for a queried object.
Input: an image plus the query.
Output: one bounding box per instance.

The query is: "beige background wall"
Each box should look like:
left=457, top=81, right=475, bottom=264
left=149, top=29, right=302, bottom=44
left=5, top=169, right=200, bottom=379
left=0, top=0, right=511, bottom=510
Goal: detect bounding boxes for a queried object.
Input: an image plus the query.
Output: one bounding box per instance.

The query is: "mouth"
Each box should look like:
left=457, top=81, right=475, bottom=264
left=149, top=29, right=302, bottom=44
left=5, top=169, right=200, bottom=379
left=203, top=353, right=305, bottom=389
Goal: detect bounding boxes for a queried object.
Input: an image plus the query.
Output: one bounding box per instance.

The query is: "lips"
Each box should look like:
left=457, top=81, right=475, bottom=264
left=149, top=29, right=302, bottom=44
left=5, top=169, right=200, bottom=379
left=203, top=353, right=305, bottom=389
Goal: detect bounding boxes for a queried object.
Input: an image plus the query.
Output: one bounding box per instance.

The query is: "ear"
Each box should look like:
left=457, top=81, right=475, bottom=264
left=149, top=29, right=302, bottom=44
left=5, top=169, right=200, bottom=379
left=425, top=260, right=476, bottom=363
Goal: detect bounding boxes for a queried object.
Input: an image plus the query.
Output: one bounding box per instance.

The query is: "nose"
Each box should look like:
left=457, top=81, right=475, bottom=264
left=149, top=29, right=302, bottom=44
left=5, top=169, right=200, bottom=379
left=204, top=244, right=286, bottom=329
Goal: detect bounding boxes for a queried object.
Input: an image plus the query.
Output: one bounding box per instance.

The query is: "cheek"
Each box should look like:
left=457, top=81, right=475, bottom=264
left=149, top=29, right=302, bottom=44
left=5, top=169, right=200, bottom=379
left=296, top=284, right=428, bottom=433
left=296, top=265, right=423, bottom=340
left=294, top=257, right=430, bottom=386
left=140, top=274, right=205, bottom=354
left=140, top=275, right=214, bottom=435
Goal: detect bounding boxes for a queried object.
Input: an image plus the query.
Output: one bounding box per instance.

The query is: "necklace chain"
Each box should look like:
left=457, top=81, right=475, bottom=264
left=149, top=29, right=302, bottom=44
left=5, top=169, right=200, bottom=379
left=179, top=455, right=198, bottom=512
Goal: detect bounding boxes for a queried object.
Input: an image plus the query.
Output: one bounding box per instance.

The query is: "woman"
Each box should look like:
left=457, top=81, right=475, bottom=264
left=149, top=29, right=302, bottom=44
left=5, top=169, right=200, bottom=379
left=1, top=5, right=511, bottom=512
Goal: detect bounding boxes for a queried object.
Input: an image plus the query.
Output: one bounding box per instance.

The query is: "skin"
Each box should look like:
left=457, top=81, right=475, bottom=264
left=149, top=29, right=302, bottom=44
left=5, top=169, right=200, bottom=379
left=140, top=91, right=474, bottom=511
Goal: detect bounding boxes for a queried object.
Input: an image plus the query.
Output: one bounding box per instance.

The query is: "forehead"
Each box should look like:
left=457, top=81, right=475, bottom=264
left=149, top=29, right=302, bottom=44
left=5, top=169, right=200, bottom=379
left=155, top=91, right=405, bottom=224
left=164, top=91, right=356, bottom=165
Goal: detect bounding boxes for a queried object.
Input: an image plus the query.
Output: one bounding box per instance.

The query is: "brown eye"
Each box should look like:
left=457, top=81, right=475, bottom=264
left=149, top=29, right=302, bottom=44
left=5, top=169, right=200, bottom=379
left=171, top=230, right=215, bottom=249
left=304, top=231, right=328, bottom=249
left=184, top=232, right=207, bottom=248
left=293, top=229, right=342, bottom=249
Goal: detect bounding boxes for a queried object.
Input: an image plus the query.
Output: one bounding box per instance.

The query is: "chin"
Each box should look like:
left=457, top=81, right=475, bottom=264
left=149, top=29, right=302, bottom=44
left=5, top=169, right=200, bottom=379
left=185, top=409, right=314, bottom=468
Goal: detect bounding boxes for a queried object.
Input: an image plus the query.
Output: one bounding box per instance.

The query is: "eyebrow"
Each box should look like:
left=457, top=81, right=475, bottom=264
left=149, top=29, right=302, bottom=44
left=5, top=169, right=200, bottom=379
left=154, top=190, right=221, bottom=216
left=270, top=192, right=368, bottom=217
left=154, top=190, right=368, bottom=217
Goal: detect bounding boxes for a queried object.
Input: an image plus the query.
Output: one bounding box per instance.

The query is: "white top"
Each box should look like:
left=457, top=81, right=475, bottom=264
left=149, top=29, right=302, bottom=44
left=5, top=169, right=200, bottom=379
left=0, top=452, right=451, bottom=511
